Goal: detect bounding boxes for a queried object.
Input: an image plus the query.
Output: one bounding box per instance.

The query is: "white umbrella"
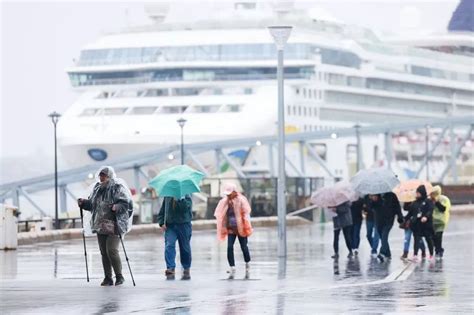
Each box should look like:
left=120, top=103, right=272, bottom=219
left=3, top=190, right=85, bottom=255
left=350, top=167, right=400, bottom=195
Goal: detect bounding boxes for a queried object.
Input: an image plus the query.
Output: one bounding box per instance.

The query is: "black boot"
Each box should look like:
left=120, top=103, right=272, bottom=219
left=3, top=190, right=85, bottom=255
left=101, top=276, right=114, bottom=286
left=115, top=274, right=125, bottom=286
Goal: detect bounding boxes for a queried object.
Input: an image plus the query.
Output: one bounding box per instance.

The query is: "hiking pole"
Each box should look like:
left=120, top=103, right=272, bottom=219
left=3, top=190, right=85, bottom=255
left=79, top=205, right=90, bottom=282
left=118, top=232, right=136, bottom=286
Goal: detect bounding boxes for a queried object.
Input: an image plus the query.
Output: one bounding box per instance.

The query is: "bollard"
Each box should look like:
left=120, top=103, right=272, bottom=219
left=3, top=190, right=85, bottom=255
left=0, top=204, right=19, bottom=250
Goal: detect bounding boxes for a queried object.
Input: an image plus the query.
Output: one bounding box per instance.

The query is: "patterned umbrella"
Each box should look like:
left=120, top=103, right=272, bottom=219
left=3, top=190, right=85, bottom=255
left=393, top=180, right=433, bottom=202
left=148, top=165, right=205, bottom=199
left=311, top=181, right=359, bottom=207
left=350, top=167, right=400, bottom=195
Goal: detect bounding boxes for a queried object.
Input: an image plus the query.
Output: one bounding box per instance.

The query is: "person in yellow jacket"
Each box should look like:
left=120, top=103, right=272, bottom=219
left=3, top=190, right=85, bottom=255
left=430, top=185, right=451, bottom=260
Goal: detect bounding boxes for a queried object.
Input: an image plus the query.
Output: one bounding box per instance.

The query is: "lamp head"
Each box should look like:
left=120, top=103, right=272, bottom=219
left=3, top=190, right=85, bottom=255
left=268, top=26, right=292, bottom=50
left=177, top=117, right=187, bottom=128
left=48, top=111, right=61, bottom=124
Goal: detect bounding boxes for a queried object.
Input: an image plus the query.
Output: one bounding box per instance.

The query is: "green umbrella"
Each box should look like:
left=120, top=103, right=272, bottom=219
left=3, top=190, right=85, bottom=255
left=148, top=165, right=205, bottom=199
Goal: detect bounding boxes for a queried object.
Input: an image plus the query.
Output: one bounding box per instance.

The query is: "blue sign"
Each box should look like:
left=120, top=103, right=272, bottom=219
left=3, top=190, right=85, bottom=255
left=87, top=148, right=108, bottom=161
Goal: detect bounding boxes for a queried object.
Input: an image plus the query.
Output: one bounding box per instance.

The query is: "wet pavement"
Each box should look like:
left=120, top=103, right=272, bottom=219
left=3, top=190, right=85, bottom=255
left=1, top=217, right=473, bottom=314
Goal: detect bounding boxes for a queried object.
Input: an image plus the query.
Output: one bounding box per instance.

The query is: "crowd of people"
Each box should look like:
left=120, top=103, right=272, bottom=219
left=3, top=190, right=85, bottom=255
left=77, top=166, right=452, bottom=287
left=78, top=166, right=253, bottom=286
left=329, top=184, right=451, bottom=263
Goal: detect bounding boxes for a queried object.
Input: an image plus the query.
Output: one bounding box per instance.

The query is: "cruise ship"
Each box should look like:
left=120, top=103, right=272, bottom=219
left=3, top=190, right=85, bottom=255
left=59, top=1, right=474, bottom=185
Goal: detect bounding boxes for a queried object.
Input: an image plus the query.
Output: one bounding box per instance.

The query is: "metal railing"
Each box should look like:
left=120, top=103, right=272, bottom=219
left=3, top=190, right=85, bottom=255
left=17, top=217, right=81, bottom=233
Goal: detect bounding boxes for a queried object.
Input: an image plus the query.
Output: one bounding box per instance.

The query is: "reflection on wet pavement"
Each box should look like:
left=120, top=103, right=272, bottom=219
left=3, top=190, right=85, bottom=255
left=1, top=217, right=473, bottom=313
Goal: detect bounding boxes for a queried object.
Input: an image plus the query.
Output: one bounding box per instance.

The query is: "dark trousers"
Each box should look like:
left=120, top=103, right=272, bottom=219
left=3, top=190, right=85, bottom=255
left=227, top=233, right=251, bottom=267
left=333, top=226, right=352, bottom=255
left=414, top=228, right=434, bottom=256
left=377, top=225, right=392, bottom=258
left=434, top=231, right=444, bottom=255
left=97, top=234, right=122, bottom=278
left=165, top=223, right=192, bottom=270
left=351, top=223, right=362, bottom=250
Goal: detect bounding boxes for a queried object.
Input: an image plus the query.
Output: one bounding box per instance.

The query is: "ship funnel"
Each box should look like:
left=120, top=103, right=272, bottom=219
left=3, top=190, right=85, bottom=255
left=271, top=0, right=294, bottom=16
left=145, top=3, right=170, bottom=23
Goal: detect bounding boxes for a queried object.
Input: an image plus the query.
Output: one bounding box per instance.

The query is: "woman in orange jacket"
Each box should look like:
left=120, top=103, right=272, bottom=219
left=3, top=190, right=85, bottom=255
left=214, top=183, right=253, bottom=276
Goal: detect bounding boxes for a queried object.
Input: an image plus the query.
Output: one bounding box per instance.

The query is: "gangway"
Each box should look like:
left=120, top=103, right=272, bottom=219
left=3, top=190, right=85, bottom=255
left=0, top=116, right=472, bottom=216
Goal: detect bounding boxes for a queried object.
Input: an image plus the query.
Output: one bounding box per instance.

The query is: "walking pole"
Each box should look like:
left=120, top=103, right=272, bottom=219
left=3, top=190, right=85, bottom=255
left=118, top=232, right=136, bottom=286
left=79, top=205, right=90, bottom=282
left=115, top=211, right=136, bottom=286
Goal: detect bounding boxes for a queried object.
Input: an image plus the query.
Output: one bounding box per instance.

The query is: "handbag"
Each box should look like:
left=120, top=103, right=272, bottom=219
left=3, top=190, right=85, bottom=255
left=399, top=219, right=410, bottom=230
left=98, top=218, right=116, bottom=235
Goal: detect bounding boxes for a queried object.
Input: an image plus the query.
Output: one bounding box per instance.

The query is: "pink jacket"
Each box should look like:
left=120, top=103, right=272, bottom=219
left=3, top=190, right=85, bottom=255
left=214, top=193, right=253, bottom=241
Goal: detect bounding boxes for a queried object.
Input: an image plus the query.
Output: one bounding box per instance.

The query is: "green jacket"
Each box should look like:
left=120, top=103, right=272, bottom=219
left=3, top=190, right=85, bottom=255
left=158, top=196, right=193, bottom=226
left=432, top=195, right=451, bottom=233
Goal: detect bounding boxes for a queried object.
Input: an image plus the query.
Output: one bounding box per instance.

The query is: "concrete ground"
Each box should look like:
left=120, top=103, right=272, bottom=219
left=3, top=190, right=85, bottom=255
left=1, top=216, right=473, bottom=314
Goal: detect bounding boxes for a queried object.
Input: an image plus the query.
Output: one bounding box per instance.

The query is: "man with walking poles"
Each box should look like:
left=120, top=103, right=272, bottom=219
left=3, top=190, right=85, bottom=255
left=78, top=166, right=135, bottom=286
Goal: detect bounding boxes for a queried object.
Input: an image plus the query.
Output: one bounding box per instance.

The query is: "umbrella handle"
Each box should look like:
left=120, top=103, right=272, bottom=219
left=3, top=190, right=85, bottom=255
left=164, top=197, right=169, bottom=226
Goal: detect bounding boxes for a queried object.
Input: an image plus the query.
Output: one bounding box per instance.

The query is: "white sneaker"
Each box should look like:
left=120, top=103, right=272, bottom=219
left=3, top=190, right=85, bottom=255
left=245, top=263, right=250, bottom=272
left=227, top=267, right=236, bottom=275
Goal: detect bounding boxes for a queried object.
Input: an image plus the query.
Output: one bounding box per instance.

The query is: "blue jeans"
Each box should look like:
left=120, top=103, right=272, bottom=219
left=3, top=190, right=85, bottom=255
left=351, top=223, right=362, bottom=250
left=366, top=220, right=380, bottom=254
left=377, top=225, right=392, bottom=258
left=403, top=229, right=425, bottom=253
left=164, top=223, right=192, bottom=270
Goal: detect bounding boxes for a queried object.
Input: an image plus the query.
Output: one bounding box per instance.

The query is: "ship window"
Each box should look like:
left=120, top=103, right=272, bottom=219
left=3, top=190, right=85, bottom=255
left=131, top=107, right=158, bottom=115
left=298, top=106, right=302, bottom=116
left=191, top=105, right=220, bottom=113
left=287, top=106, right=291, bottom=116
left=173, top=88, right=201, bottom=96
left=96, top=92, right=110, bottom=99
left=144, top=89, right=169, bottom=97
left=223, top=104, right=242, bottom=113
left=234, top=2, right=256, bottom=10
left=80, top=108, right=100, bottom=116
left=103, top=107, right=128, bottom=115
left=411, top=66, right=432, bottom=77
left=244, top=88, right=253, bottom=94
left=160, top=106, right=188, bottom=114
left=115, top=90, right=141, bottom=98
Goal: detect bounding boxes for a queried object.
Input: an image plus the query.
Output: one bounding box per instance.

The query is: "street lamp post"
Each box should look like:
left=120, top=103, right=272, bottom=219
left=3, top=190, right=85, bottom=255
left=425, top=125, right=430, bottom=181
left=48, top=111, right=61, bottom=229
left=354, top=124, right=363, bottom=172
left=268, top=25, right=292, bottom=258
left=177, top=118, right=187, bottom=165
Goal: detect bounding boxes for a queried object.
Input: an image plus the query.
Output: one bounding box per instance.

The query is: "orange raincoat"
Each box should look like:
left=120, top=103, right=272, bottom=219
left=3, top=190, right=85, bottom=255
left=214, top=193, right=253, bottom=241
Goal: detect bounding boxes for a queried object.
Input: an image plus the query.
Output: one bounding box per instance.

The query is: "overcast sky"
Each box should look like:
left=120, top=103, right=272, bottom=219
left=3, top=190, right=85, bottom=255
left=0, top=0, right=460, bottom=163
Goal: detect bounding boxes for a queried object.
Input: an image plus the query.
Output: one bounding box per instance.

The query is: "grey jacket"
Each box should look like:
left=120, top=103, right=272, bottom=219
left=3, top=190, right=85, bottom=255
left=82, top=180, right=133, bottom=235
left=333, top=202, right=353, bottom=229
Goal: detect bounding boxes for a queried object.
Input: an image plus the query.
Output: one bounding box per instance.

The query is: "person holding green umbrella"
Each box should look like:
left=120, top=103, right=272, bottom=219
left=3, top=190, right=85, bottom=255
left=150, top=165, right=204, bottom=280
left=157, top=194, right=193, bottom=280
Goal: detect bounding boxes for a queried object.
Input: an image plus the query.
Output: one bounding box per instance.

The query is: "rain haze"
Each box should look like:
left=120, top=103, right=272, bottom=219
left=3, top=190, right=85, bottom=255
left=0, top=0, right=460, bottom=182
left=1, top=1, right=474, bottom=313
